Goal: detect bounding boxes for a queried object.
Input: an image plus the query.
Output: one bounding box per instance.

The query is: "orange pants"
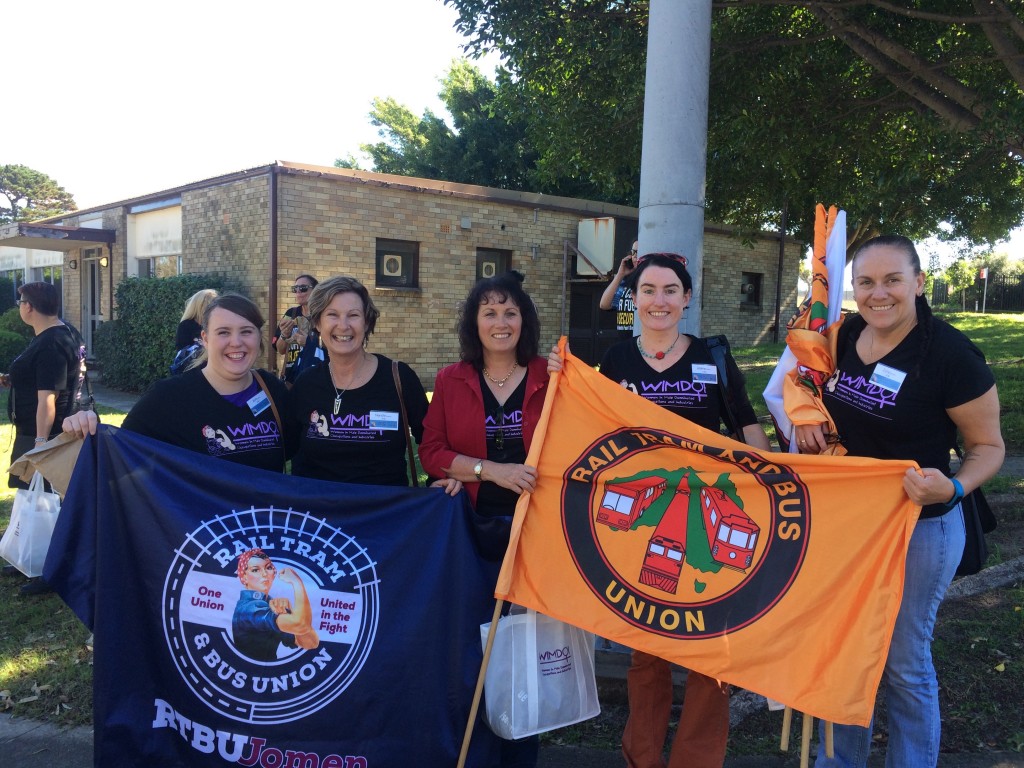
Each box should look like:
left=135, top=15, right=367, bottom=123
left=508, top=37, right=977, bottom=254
left=621, top=651, right=730, bottom=768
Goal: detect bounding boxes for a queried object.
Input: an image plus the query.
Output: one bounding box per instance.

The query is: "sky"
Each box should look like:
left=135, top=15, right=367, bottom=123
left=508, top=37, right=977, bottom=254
left=3, top=0, right=1021, bottom=264
left=2, top=0, right=498, bottom=210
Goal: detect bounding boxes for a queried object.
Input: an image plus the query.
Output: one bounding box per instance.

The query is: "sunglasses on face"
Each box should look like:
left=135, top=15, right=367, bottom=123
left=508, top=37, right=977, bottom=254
left=637, top=252, right=688, bottom=268
left=291, top=285, right=312, bottom=294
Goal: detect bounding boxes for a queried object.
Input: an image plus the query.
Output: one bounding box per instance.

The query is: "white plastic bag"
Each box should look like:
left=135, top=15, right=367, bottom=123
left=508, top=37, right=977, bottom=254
left=0, top=471, right=61, bottom=577
left=480, top=607, right=600, bottom=739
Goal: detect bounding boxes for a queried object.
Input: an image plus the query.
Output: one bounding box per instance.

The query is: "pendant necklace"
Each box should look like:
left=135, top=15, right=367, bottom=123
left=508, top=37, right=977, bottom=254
left=328, top=358, right=362, bottom=415
left=637, top=333, right=681, bottom=361
left=483, top=363, right=519, bottom=387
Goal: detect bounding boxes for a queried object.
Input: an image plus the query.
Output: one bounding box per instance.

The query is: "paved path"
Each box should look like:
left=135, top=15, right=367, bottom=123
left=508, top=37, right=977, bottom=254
left=2, top=717, right=1022, bottom=768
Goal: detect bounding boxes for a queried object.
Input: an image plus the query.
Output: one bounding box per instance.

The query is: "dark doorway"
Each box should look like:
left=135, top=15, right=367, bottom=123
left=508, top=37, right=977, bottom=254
left=566, top=281, right=630, bottom=367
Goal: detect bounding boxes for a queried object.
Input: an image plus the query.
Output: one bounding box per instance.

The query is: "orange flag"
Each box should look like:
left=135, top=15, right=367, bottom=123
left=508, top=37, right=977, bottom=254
left=498, top=340, right=920, bottom=727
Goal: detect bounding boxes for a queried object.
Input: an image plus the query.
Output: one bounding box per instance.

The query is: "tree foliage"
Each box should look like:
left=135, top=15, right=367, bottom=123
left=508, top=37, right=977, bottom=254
left=0, top=164, right=77, bottom=224
left=441, top=0, right=1024, bottom=252
left=343, top=60, right=540, bottom=191
left=944, top=257, right=977, bottom=309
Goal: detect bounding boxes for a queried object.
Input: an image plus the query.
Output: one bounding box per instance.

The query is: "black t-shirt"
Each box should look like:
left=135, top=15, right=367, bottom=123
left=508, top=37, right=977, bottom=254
left=823, top=318, right=994, bottom=517
left=274, top=306, right=312, bottom=384
left=476, top=372, right=528, bottom=516
left=175, top=319, right=202, bottom=351
left=8, top=324, right=80, bottom=436
left=288, top=355, right=427, bottom=487
left=598, top=335, right=758, bottom=433
left=122, top=368, right=291, bottom=473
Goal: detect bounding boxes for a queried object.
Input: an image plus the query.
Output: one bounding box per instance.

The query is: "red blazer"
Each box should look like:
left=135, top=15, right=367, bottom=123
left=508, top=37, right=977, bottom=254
left=419, top=357, right=548, bottom=508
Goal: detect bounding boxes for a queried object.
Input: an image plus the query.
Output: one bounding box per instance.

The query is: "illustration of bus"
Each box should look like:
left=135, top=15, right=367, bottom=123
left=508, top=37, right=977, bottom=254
left=699, top=487, right=759, bottom=572
left=597, top=476, right=668, bottom=530
left=638, top=489, right=690, bottom=594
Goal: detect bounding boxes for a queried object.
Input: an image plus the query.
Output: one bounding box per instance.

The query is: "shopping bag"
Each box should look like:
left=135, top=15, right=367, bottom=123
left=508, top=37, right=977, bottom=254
left=0, top=472, right=61, bottom=577
left=480, top=607, right=600, bottom=739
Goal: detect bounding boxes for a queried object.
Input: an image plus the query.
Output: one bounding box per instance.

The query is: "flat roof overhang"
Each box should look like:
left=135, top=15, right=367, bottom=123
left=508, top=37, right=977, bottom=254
left=0, top=222, right=116, bottom=251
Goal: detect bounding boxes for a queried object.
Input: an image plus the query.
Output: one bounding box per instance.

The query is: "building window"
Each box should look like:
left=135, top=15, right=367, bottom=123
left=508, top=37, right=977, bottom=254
left=375, top=239, right=419, bottom=288
left=740, top=272, right=762, bottom=307
left=476, top=248, right=511, bottom=280
left=137, top=255, right=182, bottom=278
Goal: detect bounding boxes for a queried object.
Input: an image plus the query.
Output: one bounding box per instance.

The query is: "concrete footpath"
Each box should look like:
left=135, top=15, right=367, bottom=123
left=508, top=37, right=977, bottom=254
left=2, top=716, right=1023, bottom=768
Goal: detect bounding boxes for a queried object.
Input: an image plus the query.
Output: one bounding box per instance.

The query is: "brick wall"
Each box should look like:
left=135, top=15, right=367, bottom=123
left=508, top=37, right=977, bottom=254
left=52, top=164, right=802, bottom=388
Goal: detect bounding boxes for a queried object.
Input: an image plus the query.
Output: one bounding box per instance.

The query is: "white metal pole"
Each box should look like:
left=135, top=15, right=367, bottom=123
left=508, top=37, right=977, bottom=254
left=637, top=0, right=712, bottom=337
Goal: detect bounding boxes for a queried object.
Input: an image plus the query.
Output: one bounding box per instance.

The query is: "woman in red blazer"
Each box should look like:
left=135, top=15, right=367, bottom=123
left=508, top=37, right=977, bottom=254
left=419, top=270, right=548, bottom=766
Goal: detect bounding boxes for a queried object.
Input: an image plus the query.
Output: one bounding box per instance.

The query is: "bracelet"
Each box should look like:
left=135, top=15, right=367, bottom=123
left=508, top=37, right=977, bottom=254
left=34, top=437, right=47, bottom=443
left=944, top=477, right=965, bottom=510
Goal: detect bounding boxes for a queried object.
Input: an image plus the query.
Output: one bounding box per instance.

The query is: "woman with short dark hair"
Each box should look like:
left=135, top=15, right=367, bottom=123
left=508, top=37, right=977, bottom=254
left=5, top=282, right=81, bottom=483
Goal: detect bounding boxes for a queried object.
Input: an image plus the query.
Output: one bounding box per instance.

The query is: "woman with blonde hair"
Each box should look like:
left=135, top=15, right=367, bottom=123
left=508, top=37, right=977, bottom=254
left=175, top=289, right=218, bottom=352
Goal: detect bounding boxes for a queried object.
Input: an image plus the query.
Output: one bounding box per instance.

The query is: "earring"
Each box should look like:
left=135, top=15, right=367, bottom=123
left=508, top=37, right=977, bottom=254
left=318, top=332, right=324, bottom=349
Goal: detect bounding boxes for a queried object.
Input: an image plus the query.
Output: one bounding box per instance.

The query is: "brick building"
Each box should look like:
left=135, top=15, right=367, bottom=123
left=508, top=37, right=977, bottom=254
left=0, top=161, right=801, bottom=386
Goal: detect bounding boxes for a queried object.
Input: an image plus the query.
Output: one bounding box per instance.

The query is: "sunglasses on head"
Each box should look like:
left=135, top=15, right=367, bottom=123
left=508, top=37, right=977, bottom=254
left=291, top=285, right=312, bottom=293
left=638, top=252, right=688, bottom=268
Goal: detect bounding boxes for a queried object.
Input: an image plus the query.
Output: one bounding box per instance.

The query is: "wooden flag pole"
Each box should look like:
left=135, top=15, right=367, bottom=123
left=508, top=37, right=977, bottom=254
left=780, top=706, right=793, bottom=751
left=457, top=598, right=505, bottom=768
left=800, top=711, right=813, bottom=768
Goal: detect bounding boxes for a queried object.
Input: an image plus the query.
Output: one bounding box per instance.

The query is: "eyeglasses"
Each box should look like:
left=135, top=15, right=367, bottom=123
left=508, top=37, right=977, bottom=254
left=291, top=285, right=312, bottom=294
left=491, top=406, right=505, bottom=451
left=629, top=248, right=638, bottom=256
left=638, top=252, right=688, bottom=268
left=15, top=299, right=30, bottom=307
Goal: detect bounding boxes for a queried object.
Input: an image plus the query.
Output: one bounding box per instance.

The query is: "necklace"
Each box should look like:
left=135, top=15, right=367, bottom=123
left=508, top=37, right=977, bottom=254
left=637, top=334, right=681, bottom=361
left=483, top=363, right=518, bottom=387
left=328, top=358, right=363, bottom=415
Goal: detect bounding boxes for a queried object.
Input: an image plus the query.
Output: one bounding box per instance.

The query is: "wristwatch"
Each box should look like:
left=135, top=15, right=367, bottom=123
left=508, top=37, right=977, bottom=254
left=473, top=460, right=484, bottom=481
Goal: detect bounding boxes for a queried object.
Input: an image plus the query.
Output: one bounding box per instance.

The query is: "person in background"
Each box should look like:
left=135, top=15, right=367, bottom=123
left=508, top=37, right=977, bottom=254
left=2, top=282, right=83, bottom=595
left=796, top=236, right=1004, bottom=768
left=289, top=276, right=458, bottom=493
left=596, top=251, right=770, bottom=768
left=175, top=289, right=218, bottom=352
left=599, top=240, right=639, bottom=336
left=64, top=293, right=293, bottom=474
left=419, top=271, right=547, bottom=768
left=274, top=274, right=319, bottom=386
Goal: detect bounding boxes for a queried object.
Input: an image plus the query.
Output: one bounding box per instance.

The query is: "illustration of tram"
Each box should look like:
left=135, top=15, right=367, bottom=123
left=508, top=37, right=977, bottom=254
left=699, top=487, right=759, bottom=571
left=597, top=475, right=668, bottom=530
left=638, top=489, right=690, bottom=594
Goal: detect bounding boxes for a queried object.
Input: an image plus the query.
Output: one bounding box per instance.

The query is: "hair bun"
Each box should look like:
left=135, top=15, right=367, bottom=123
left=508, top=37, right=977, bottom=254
left=504, top=270, right=526, bottom=285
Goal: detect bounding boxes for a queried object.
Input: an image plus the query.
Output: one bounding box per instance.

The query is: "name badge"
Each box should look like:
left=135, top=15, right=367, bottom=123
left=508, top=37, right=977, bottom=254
left=692, top=364, right=718, bottom=385
left=369, top=410, right=400, bottom=431
left=247, top=389, right=271, bottom=416
left=869, top=363, right=907, bottom=394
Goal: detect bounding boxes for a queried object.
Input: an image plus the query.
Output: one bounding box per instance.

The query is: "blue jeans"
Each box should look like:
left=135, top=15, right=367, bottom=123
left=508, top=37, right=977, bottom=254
left=815, top=507, right=965, bottom=768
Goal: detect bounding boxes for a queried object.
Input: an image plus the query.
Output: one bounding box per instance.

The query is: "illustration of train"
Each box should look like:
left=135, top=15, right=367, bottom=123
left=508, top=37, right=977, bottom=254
left=699, top=487, right=759, bottom=571
left=597, top=475, right=668, bottom=530
left=638, top=489, right=690, bottom=594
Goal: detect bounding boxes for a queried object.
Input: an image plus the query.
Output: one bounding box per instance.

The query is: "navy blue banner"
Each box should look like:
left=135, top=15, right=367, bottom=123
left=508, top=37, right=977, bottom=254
left=46, top=427, right=501, bottom=767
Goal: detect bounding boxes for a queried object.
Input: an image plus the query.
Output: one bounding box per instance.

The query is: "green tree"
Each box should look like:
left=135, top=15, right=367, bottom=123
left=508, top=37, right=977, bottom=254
left=944, top=258, right=977, bottom=310
left=0, top=164, right=77, bottom=224
left=343, top=60, right=540, bottom=192
left=443, top=0, right=1024, bottom=252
